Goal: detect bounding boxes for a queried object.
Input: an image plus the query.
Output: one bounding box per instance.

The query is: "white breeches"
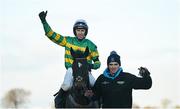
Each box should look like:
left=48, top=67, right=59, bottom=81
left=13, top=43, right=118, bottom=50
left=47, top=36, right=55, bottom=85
left=61, top=68, right=96, bottom=91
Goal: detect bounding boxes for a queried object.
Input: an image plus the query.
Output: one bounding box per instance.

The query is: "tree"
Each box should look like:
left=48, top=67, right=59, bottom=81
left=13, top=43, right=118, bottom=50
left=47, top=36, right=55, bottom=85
left=161, top=98, right=171, bottom=109
left=1, top=88, right=31, bottom=108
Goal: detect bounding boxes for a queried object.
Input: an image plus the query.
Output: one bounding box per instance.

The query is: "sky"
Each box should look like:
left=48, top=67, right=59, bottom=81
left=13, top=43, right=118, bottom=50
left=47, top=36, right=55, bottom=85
left=0, top=0, right=180, bottom=108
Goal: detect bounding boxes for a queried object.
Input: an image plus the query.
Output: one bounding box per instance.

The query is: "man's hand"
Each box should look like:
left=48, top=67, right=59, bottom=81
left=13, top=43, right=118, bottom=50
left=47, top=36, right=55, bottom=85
left=138, top=67, right=150, bottom=77
left=39, top=11, right=47, bottom=23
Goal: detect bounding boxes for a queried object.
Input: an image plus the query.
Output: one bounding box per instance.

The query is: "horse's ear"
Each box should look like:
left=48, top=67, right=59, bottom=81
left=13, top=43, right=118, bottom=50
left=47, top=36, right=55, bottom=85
left=70, top=47, right=76, bottom=58
left=84, top=46, right=89, bottom=58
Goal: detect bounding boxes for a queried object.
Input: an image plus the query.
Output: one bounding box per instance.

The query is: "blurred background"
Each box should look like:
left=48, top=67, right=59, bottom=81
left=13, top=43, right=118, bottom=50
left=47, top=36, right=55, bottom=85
left=0, top=0, right=179, bottom=108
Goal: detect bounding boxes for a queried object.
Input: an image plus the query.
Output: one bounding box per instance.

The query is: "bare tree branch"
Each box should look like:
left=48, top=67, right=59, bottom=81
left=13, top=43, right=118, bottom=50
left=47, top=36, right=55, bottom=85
left=1, top=88, right=31, bottom=109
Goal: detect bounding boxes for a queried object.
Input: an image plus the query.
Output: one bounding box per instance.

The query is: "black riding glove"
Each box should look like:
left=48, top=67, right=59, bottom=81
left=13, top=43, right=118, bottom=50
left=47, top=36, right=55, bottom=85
left=138, top=67, right=150, bottom=77
left=88, top=64, right=93, bottom=72
left=39, top=11, right=47, bottom=23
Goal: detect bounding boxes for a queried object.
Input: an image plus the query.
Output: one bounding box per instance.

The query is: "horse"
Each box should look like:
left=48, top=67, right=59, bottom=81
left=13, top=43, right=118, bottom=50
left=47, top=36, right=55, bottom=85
left=65, top=47, right=99, bottom=108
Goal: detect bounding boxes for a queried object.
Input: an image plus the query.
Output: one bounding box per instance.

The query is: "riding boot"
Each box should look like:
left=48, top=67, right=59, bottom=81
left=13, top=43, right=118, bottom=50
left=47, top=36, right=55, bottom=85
left=54, top=88, right=67, bottom=108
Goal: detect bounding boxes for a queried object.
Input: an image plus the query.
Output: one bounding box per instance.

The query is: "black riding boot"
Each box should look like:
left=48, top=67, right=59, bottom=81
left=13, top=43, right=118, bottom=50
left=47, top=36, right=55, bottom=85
left=54, top=88, right=67, bottom=108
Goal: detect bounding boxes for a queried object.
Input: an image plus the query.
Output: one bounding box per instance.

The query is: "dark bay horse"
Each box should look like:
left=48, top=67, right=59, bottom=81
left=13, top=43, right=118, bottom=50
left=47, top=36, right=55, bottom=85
left=65, top=47, right=99, bottom=108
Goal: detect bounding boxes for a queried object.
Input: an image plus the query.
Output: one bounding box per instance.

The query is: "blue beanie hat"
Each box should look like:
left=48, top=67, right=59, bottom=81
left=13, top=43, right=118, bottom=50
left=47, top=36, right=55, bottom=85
left=107, top=51, right=121, bottom=65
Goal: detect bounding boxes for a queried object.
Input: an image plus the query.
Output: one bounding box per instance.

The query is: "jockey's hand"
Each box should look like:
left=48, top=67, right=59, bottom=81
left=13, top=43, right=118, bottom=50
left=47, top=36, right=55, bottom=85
left=84, top=90, right=94, bottom=97
left=39, top=11, right=47, bottom=23
left=138, top=67, right=150, bottom=77
left=88, top=64, right=93, bottom=72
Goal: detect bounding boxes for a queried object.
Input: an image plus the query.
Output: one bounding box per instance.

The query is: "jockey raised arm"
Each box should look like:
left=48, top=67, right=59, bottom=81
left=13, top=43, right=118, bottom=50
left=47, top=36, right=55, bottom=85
left=39, top=11, right=101, bottom=108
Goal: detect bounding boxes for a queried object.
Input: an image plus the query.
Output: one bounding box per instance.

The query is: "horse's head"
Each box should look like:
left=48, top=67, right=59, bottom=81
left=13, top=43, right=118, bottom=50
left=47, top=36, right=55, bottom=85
left=70, top=47, right=89, bottom=90
left=66, top=47, right=99, bottom=107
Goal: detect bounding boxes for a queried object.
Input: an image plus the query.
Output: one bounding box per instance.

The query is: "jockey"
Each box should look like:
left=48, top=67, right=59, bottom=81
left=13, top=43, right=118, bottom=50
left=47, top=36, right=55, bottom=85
left=39, top=11, right=101, bottom=108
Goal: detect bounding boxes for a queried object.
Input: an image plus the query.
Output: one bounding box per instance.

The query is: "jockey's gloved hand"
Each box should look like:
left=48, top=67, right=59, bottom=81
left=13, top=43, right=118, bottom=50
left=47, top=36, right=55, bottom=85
left=138, top=67, right=150, bottom=77
left=39, top=11, right=47, bottom=23
left=88, top=64, right=93, bottom=72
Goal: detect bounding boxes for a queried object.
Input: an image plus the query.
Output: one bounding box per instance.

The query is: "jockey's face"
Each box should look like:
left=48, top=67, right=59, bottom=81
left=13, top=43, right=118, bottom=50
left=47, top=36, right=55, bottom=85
left=108, top=62, right=120, bottom=75
left=75, top=29, right=86, bottom=40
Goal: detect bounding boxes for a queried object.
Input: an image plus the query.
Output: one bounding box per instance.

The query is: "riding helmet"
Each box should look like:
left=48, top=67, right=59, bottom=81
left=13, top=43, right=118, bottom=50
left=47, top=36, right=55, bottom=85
left=73, top=19, right=88, bottom=36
